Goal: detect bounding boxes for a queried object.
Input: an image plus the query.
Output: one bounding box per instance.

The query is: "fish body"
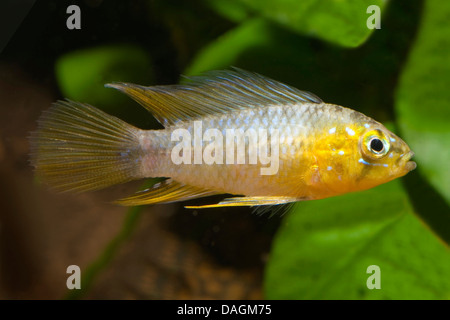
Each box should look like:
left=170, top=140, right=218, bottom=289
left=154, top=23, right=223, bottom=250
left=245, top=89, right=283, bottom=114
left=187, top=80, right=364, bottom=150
left=30, top=69, right=416, bottom=208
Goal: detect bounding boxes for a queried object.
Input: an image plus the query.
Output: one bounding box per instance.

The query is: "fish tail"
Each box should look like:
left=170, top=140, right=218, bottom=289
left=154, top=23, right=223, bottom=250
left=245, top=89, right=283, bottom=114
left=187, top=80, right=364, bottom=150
left=30, top=100, right=143, bottom=192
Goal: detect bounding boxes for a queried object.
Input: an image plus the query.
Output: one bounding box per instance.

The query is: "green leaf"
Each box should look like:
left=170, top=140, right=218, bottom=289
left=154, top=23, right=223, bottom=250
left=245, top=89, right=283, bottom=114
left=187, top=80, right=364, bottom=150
left=55, top=44, right=153, bottom=108
left=237, top=0, right=387, bottom=47
left=55, top=44, right=157, bottom=128
left=185, top=18, right=273, bottom=75
left=395, top=0, right=450, bottom=205
left=185, top=18, right=323, bottom=91
left=184, top=16, right=397, bottom=118
left=264, top=180, right=450, bottom=299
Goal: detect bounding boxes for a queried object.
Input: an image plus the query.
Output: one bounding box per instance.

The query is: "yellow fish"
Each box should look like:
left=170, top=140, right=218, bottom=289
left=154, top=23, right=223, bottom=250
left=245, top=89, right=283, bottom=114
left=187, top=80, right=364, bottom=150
left=30, top=68, right=416, bottom=208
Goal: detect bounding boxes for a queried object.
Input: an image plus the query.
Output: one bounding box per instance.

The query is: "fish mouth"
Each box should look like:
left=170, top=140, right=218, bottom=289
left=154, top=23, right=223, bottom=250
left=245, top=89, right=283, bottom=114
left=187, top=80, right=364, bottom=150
left=403, top=151, right=416, bottom=172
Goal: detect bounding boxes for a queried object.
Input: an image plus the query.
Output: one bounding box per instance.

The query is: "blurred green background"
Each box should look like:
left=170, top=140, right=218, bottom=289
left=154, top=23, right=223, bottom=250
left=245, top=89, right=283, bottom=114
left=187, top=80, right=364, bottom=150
left=0, top=0, right=448, bottom=299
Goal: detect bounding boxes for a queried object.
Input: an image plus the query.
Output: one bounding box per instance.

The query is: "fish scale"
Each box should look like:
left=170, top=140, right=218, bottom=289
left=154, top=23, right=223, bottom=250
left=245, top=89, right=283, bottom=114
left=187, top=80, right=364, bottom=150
left=144, top=104, right=313, bottom=197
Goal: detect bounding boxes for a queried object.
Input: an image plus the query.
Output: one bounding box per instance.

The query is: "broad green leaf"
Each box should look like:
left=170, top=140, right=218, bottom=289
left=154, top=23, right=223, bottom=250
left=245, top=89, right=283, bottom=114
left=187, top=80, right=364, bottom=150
left=185, top=18, right=327, bottom=97
left=185, top=16, right=400, bottom=119
left=236, top=0, right=387, bottom=47
left=395, top=0, right=450, bottom=205
left=264, top=180, right=450, bottom=299
left=56, top=44, right=153, bottom=105
left=185, top=18, right=273, bottom=76
left=55, top=44, right=156, bottom=128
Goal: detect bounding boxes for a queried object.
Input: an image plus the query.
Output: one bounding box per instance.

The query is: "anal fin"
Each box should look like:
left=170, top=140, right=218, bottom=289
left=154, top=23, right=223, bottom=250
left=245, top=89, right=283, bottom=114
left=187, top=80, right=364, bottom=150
left=115, top=179, right=219, bottom=206
left=184, top=196, right=301, bottom=209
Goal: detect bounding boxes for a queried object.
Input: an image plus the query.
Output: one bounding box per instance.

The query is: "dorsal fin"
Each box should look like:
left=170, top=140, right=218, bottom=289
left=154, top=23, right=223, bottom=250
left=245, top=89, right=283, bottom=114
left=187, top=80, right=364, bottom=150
left=106, top=68, right=322, bottom=127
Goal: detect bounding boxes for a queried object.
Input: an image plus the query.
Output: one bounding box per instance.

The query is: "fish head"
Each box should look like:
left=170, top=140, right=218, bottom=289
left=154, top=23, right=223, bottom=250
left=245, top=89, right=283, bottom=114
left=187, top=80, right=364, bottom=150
left=312, top=113, right=416, bottom=199
left=351, top=121, right=416, bottom=190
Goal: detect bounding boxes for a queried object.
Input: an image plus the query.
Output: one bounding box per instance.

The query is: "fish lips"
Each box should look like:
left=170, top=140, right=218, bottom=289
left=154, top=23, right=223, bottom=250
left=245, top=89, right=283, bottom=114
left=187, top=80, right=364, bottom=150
left=403, top=151, right=417, bottom=172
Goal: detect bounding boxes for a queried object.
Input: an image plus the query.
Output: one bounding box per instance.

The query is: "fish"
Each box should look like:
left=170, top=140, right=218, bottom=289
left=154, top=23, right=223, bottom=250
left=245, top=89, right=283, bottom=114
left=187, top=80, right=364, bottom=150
left=30, top=68, right=416, bottom=208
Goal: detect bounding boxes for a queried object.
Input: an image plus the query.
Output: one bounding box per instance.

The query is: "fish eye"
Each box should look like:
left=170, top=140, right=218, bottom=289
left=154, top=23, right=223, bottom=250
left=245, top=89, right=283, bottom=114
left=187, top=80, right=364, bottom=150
left=369, top=138, right=384, bottom=153
left=361, top=130, right=390, bottom=159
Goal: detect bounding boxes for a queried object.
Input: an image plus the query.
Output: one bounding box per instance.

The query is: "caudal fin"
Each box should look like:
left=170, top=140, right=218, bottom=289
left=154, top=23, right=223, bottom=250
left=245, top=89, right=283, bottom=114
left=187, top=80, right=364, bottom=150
left=30, top=100, right=143, bottom=192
